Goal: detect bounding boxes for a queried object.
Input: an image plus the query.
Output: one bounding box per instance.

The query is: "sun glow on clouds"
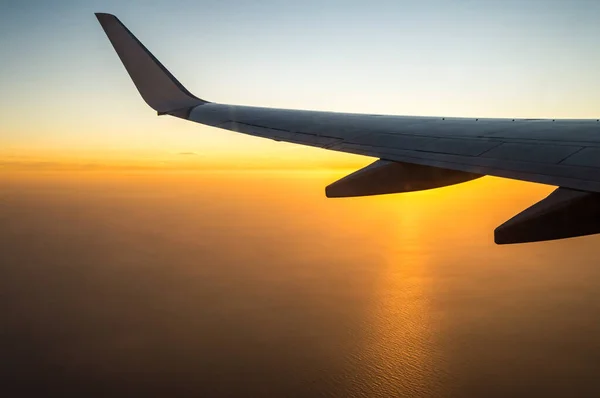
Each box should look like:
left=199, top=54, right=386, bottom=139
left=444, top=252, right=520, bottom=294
left=0, top=142, right=368, bottom=172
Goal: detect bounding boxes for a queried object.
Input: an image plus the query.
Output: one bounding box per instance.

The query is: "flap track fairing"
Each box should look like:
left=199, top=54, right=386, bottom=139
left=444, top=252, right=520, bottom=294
left=326, top=159, right=483, bottom=198
left=495, top=187, right=600, bottom=244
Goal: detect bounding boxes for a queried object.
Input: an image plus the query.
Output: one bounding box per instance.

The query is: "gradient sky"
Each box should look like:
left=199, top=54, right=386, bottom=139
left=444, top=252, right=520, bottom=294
left=2, top=0, right=600, bottom=168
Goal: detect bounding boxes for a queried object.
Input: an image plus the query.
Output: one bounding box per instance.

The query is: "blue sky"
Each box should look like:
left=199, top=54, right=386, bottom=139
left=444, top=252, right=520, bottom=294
left=2, top=0, right=600, bottom=166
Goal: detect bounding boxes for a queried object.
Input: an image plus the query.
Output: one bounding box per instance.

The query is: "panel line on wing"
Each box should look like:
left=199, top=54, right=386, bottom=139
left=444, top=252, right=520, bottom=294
left=557, top=146, right=587, bottom=165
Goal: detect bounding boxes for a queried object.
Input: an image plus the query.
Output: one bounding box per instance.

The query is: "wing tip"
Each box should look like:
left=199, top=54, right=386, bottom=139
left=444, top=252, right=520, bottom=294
left=95, top=12, right=116, bottom=22
left=95, top=12, right=207, bottom=114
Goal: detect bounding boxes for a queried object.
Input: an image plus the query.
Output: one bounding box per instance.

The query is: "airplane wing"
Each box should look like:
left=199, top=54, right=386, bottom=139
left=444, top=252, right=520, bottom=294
left=95, top=13, right=600, bottom=245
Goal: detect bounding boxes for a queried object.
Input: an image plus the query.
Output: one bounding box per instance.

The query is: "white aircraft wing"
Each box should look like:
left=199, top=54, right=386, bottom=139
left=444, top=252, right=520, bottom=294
left=96, top=13, right=600, bottom=244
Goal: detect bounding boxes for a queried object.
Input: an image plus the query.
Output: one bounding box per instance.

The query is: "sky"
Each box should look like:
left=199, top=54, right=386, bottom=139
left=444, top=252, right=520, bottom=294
left=2, top=0, right=600, bottom=169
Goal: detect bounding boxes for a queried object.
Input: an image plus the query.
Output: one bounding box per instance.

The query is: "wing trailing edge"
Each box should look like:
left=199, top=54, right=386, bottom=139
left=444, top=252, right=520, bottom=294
left=95, top=13, right=207, bottom=115
left=326, top=159, right=483, bottom=198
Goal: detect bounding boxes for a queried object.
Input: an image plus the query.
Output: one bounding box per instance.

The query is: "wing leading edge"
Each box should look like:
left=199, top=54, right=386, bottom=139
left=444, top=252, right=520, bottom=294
left=95, top=13, right=600, bottom=244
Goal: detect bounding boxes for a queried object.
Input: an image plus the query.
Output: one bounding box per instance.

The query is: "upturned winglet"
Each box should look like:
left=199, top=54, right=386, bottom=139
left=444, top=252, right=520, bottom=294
left=95, top=13, right=207, bottom=115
